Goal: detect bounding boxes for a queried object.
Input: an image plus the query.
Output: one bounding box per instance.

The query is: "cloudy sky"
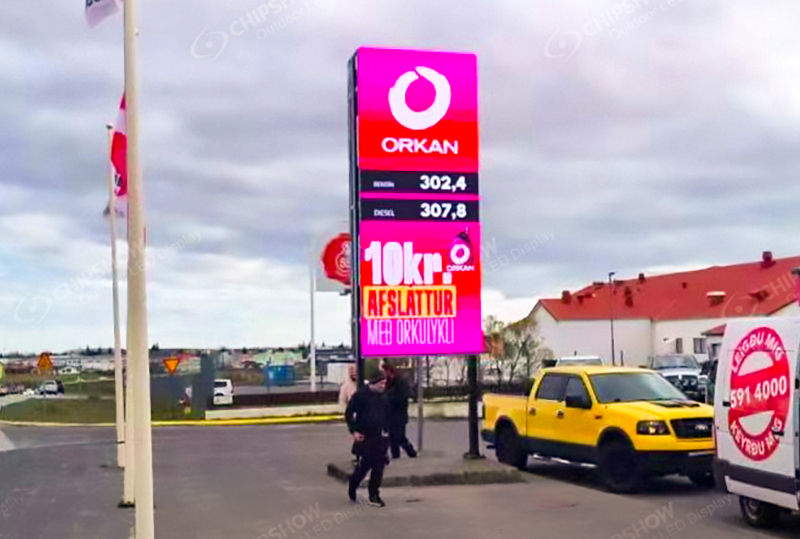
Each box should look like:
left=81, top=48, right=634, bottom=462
left=1, top=0, right=799, bottom=353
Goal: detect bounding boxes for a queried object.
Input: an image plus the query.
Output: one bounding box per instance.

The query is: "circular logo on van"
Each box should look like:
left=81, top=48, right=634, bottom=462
left=728, top=327, right=791, bottom=461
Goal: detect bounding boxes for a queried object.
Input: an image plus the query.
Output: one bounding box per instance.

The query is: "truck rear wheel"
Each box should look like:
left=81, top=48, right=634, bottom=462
left=597, top=439, right=644, bottom=493
left=495, top=426, right=527, bottom=470
left=739, top=497, right=782, bottom=529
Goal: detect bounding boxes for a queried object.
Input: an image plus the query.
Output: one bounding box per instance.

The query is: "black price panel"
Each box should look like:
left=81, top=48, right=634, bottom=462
left=360, top=170, right=479, bottom=195
left=360, top=198, right=479, bottom=222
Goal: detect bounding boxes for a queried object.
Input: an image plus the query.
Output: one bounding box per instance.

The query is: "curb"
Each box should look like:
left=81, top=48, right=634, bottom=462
left=0, top=414, right=344, bottom=428
left=326, top=461, right=523, bottom=488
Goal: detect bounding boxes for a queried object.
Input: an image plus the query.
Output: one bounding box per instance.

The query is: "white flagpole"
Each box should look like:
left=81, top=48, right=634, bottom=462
left=105, top=124, right=126, bottom=472
left=310, top=248, right=317, bottom=393
left=124, top=0, right=154, bottom=535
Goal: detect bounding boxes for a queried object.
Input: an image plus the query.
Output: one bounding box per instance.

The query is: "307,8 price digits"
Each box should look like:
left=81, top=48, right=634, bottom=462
left=420, top=202, right=467, bottom=220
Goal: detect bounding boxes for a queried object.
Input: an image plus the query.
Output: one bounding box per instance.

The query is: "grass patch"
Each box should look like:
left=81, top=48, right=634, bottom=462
left=0, top=398, right=190, bottom=424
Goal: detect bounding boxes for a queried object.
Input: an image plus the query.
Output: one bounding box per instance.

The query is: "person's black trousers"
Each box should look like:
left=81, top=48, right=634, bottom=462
left=349, top=437, right=387, bottom=498
left=388, top=422, right=416, bottom=458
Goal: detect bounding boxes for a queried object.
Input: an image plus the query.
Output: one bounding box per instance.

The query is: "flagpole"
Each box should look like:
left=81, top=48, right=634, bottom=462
left=310, top=241, right=317, bottom=393
left=123, top=0, right=154, bottom=535
left=106, top=124, right=126, bottom=472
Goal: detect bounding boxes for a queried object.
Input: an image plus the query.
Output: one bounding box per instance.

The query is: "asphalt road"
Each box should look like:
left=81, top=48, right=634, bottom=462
left=1, top=421, right=799, bottom=539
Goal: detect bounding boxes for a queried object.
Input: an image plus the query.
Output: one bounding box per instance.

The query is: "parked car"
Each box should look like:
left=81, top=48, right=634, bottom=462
left=37, top=381, right=59, bottom=396
left=22, top=388, right=35, bottom=396
left=482, top=366, right=715, bottom=492
left=699, top=358, right=718, bottom=403
left=213, top=379, right=234, bottom=406
left=648, top=354, right=703, bottom=400
left=0, top=386, right=8, bottom=396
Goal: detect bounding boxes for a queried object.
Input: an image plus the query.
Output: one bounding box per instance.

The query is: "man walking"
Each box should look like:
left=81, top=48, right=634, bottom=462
left=345, top=370, right=389, bottom=507
left=384, top=363, right=417, bottom=459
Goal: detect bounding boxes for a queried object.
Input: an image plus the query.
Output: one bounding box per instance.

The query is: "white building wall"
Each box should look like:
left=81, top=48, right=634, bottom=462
left=534, top=308, right=653, bottom=366
left=773, top=302, right=800, bottom=316
left=651, top=319, right=727, bottom=363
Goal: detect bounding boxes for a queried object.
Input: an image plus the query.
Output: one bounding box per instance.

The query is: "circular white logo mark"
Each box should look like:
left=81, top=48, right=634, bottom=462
left=388, top=66, right=451, bottom=130
left=450, top=244, right=471, bottom=266
left=190, top=29, right=230, bottom=61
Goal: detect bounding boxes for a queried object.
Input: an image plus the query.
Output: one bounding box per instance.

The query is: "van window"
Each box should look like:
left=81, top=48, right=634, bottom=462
left=536, top=374, right=568, bottom=401
left=214, top=381, right=228, bottom=388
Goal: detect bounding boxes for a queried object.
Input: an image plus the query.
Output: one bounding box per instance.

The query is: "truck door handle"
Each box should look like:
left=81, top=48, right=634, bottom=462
left=556, top=410, right=564, bottom=419
left=528, top=408, right=536, bottom=416
left=722, top=401, right=730, bottom=407
left=772, top=428, right=785, bottom=437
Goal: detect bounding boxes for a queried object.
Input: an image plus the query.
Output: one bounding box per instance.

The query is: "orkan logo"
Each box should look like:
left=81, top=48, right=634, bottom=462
left=388, top=67, right=452, bottom=131
left=448, top=230, right=475, bottom=272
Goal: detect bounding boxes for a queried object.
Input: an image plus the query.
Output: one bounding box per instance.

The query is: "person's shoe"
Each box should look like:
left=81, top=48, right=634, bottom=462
left=391, top=453, right=401, bottom=460
left=368, top=495, right=385, bottom=507
left=407, top=448, right=417, bottom=458
left=348, top=482, right=357, bottom=502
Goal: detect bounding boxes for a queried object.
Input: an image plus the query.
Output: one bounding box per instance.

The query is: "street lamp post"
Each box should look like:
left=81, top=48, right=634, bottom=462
left=609, top=272, right=616, bottom=367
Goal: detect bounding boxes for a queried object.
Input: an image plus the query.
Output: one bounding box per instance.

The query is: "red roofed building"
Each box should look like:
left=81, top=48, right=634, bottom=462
left=530, top=252, right=800, bottom=365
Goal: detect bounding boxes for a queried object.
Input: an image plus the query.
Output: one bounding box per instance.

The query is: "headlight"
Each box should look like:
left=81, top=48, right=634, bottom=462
left=637, top=420, right=670, bottom=435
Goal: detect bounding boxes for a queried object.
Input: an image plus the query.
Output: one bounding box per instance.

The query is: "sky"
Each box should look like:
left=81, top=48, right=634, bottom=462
left=1, top=0, right=799, bottom=353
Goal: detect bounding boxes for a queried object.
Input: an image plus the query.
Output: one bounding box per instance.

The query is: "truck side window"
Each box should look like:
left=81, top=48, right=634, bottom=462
left=536, top=374, right=568, bottom=401
left=565, top=377, right=591, bottom=403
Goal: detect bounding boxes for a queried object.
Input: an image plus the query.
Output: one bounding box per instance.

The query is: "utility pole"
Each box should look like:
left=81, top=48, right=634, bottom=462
left=609, top=271, right=616, bottom=367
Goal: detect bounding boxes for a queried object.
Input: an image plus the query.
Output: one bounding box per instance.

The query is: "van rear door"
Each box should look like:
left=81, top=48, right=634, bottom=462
left=715, top=317, right=800, bottom=510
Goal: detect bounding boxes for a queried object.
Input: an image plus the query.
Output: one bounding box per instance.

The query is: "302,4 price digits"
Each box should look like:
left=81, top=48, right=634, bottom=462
left=420, top=202, right=467, bottom=220
left=420, top=174, right=467, bottom=192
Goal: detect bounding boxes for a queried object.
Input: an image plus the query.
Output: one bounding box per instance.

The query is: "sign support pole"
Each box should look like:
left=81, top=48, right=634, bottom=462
left=105, top=124, right=126, bottom=471
left=416, top=356, right=424, bottom=453
left=464, top=354, right=482, bottom=460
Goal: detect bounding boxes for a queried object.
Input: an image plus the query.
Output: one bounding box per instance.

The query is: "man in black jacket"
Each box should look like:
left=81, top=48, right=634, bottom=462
left=345, top=370, right=389, bottom=507
left=384, top=363, right=417, bottom=459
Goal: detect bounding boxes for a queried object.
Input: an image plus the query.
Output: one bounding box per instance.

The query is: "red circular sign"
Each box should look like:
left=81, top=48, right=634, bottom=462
left=321, top=233, right=351, bottom=286
left=728, top=327, right=791, bottom=461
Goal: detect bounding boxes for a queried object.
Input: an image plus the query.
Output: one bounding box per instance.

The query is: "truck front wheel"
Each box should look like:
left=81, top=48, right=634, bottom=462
left=597, top=439, right=644, bottom=493
left=739, top=497, right=782, bottom=529
left=495, top=426, right=527, bottom=470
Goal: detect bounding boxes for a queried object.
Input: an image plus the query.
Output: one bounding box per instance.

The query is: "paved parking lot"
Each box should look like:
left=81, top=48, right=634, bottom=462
left=1, top=420, right=798, bottom=539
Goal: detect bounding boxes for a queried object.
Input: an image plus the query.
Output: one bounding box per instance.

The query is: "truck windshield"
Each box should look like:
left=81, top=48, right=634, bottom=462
left=589, top=373, right=687, bottom=403
left=651, top=355, right=698, bottom=369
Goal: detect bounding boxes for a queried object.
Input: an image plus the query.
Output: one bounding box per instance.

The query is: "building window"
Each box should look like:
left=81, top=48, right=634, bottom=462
left=693, top=338, right=707, bottom=355
left=675, top=338, right=683, bottom=354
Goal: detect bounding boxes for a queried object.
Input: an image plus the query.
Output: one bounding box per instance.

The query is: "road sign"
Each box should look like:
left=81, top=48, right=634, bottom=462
left=37, top=352, right=53, bottom=371
left=163, top=356, right=181, bottom=376
left=348, top=47, right=482, bottom=357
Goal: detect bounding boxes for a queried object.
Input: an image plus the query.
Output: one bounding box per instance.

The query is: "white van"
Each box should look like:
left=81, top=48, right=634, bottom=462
left=714, top=317, right=800, bottom=528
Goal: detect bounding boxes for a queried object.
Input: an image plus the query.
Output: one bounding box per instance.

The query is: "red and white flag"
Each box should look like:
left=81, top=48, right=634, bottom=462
left=104, top=95, right=127, bottom=218
left=85, top=0, right=122, bottom=28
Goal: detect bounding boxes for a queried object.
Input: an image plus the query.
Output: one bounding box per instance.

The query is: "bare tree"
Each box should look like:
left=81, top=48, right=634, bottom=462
left=484, top=314, right=541, bottom=386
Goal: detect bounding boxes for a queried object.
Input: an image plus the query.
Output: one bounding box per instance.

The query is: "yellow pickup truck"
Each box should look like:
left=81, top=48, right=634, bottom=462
left=482, top=366, right=715, bottom=492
